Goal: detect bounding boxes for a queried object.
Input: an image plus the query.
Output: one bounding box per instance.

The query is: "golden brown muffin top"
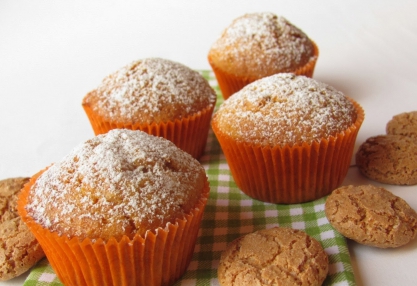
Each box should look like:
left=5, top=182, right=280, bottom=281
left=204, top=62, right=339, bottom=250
left=208, top=12, right=316, bottom=79
left=25, top=129, right=207, bottom=241
left=83, top=58, right=216, bottom=124
left=213, top=73, right=357, bottom=147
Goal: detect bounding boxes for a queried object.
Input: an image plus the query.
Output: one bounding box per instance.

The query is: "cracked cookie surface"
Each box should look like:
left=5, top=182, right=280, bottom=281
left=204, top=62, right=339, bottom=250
left=325, top=185, right=417, bottom=248
left=386, top=111, right=417, bottom=139
left=0, top=177, right=45, bottom=281
left=355, top=134, right=417, bottom=185
left=217, top=227, right=328, bottom=286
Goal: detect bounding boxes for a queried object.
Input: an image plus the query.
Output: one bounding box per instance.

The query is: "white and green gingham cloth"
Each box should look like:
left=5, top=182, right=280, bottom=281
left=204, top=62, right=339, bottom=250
left=23, top=70, right=355, bottom=286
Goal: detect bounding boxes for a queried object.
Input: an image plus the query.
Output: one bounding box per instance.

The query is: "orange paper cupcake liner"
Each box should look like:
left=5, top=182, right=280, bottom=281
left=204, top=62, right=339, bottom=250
left=209, top=41, right=319, bottom=100
left=82, top=102, right=216, bottom=160
left=18, top=169, right=210, bottom=286
left=212, top=98, right=364, bottom=204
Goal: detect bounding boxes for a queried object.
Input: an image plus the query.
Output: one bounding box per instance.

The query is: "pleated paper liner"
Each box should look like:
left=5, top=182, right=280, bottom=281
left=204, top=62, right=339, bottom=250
left=82, top=102, right=216, bottom=160
left=18, top=169, right=210, bottom=286
left=208, top=41, right=319, bottom=100
left=212, top=98, right=364, bottom=204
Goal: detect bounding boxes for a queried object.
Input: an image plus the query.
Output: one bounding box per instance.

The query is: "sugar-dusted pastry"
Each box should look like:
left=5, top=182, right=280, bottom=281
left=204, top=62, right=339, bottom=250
left=211, top=73, right=364, bottom=203
left=19, top=129, right=210, bottom=286
left=82, top=57, right=217, bottom=159
left=208, top=12, right=318, bottom=99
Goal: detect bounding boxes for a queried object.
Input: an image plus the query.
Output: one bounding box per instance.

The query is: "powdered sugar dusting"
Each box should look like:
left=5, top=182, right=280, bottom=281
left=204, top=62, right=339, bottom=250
left=26, top=129, right=207, bottom=240
left=84, top=58, right=216, bottom=123
left=209, top=12, right=315, bottom=78
left=214, top=73, right=357, bottom=146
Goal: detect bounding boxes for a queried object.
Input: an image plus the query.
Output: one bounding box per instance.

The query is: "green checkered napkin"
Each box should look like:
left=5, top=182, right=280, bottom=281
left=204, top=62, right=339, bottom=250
left=24, top=70, right=355, bottom=286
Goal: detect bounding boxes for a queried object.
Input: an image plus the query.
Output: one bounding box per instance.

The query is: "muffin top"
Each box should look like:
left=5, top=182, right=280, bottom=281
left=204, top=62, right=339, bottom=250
left=25, top=129, right=208, bottom=241
left=208, top=12, right=316, bottom=79
left=212, top=73, right=357, bottom=147
left=83, top=58, right=216, bottom=124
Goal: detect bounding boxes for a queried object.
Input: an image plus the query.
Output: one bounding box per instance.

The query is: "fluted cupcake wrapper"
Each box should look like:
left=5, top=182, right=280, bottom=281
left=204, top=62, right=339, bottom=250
left=212, top=98, right=364, bottom=204
left=18, top=169, right=210, bottom=286
left=208, top=41, right=319, bottom=100
left=82, top=103, right=216, bottom=160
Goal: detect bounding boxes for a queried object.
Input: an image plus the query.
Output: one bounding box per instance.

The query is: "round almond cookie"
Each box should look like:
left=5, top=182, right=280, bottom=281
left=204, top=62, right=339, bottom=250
left=386, top=111, right=417, bottom=139
left=325, top=185, right=417, bottom=248
left=0, top=177, right=45, bottom=281
left=355, top=134, right=417, bottom=185
left=217, top=227, right=328, bottom=286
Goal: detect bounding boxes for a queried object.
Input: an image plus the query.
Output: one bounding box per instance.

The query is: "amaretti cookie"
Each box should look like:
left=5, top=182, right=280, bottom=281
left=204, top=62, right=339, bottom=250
left=211, top=73, right=364, bottom=204
left=386, top=110, right=417, bottom=139
left=356, top=134, right=417, bottom=185
left=325, top=185, right=417, bottom=248
left=18, top=129, right=210, bottom=286
left=82, top=57, right=217, bottom=159
left=208, top=12, right=318, bottom=99
left=217, top=227, right=328, bottom=286
left=0, top=177, right=44, bottom=281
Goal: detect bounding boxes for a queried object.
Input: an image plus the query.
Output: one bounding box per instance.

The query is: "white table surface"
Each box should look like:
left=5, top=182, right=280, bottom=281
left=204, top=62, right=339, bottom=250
left=1, top=1, right=417, bottom=285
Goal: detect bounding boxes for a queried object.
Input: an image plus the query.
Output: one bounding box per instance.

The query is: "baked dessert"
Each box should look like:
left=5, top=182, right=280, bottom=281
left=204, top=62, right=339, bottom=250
left=211, top=73, right=364, bottom=204
left=0, top=177, right=44, bottom=281
left=18, top=129, right=210, bottom=286
left=82, top=57, right=217, bottom=159
left=325, top=185, right=417, bottom=248
left=356, top=134, right=417, bottom=185
left=386, top=111, right=417, bottom=139
left=208, top=12, right=318, bottom=99
left=217, top=227, right=328, bottom=286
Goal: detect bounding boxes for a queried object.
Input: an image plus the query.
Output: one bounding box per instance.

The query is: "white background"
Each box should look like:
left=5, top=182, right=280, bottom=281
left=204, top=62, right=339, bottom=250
left=1, top=1, right=417, bottom=285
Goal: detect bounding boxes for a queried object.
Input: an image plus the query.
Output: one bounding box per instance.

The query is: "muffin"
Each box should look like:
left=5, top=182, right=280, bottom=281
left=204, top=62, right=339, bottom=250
left=82, top=57, right=217, bottom=159
left=18, top=129, right=210, bottom=286
left=217, top=227, right=328, bottom=286
left=211, top=73, right=364, bottom=204
left=208, top=12, right=318, bottom=99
